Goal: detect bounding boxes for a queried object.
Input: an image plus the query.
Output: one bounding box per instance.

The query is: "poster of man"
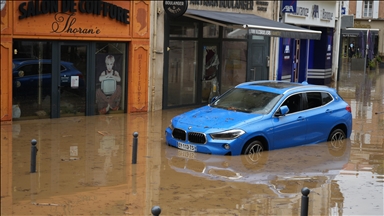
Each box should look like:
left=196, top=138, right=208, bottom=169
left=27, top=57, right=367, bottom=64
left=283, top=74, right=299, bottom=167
left=96, top=54, right=122, bottom=114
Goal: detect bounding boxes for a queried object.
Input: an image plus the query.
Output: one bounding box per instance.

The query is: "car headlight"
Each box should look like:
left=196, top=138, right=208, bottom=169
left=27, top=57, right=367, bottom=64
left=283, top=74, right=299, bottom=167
left=210, top=129, right=245, bottom=140
left=169, top=120, right=174, bottom=131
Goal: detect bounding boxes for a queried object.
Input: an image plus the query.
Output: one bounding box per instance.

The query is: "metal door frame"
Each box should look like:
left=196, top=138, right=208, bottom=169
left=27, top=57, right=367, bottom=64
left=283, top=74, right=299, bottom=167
left=51, top=42, right=95, bottom=118
left=247, top=35, right=270, bottom=81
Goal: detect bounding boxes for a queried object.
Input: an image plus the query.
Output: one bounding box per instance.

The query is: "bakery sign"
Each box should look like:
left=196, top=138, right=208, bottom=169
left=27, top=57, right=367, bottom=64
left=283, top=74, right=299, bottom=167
left=18, top=0, right=130, bottom=34
left=163, top=0, right=188, bottom=18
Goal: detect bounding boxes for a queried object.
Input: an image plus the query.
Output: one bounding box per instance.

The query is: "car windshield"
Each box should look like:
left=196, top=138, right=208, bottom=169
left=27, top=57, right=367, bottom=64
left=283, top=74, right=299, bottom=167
left=210, top=88, right=282, bottom=114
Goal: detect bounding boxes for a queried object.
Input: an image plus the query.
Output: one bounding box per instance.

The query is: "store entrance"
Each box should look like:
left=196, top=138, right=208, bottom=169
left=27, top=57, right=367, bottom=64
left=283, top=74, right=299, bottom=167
left=49, top=44, right=88, bottom=118
left=248, top=35, right=270, bottom=81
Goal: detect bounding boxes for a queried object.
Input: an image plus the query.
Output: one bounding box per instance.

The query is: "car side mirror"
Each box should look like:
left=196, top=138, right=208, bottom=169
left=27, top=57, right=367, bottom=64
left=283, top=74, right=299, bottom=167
left=275, top=105, right=289, bottom=116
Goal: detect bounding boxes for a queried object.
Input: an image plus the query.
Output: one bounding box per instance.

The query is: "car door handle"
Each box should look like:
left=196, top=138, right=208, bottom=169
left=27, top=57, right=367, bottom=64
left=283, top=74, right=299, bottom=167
left=297, top=116, right=305, bottom=121
left=326, top=109, right=332, bottom=113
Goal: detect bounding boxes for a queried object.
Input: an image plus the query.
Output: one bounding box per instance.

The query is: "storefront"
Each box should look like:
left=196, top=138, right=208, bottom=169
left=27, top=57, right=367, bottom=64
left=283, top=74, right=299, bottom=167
left=1, top=0, right=150, bottom=121
left=279, top=1, right=337, bottom=85
left=341, top=27, right=380, bottom=70
left=160, top=1, right=321, bottom=109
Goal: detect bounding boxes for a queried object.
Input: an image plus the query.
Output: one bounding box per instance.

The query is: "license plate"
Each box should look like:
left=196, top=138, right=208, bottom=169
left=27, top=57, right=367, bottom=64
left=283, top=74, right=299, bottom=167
left=178, top=150, right=196, bottom=159
left=61, top=77, right=69, bottom=83
left=177, top=142, right=196, bottom=152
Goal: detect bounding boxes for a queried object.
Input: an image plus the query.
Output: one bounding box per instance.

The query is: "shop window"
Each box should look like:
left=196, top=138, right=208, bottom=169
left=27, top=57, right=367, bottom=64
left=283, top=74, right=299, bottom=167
left=363, top=0, right=373, bottom=17
left=224, top=27, right=247, bottom=39
left=12, top=40, right=52, bottom=120
left=95, top=43, right=126, bottom=115
left=220, top=41, right=247, bottom=93
left=203, top=23, right=219, bottom=38
left=167, top=40, right=198, bottom=106
left=170, top=22, right=198, bottom=38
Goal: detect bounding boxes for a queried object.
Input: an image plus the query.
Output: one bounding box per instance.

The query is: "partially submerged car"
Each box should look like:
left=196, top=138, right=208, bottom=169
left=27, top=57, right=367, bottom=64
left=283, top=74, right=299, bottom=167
left=165, top=81, right=352, bottom=156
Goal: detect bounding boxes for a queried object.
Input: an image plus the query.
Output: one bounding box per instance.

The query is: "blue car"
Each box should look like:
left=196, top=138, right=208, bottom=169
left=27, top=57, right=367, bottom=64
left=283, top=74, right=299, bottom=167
left=12, top=59, right=85, bottom=99
left=165, top=81, right=352, bottom=156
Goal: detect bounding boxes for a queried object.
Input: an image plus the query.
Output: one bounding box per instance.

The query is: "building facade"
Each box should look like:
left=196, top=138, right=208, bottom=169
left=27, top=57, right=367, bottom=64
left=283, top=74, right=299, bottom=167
left=279, top=1, right=339, bottom=85
left=1, top=0, right=150, bottom=121
left=341, top=0, right=383, bottom=63
left=2, top=0, right=342, bottom=121
left=152, top=0, right=321, bottom=111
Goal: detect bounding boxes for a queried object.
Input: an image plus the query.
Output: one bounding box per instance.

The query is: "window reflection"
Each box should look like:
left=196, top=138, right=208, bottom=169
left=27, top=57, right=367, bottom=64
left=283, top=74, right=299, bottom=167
left=220, top=41, right=247, bottom=93
left=170, top=22, right=198, bottom=38
left=12, top=41, right=52, bottom=119
left=203, top=23, right=219, bottom=38
left=167, top=40, right=197, bottom=106
left=224, top=27, right=247, bottom=39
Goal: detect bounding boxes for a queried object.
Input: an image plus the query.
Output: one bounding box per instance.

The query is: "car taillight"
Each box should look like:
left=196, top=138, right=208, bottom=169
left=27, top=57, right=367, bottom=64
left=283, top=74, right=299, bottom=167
left=346, top=105, right=351, bottom=113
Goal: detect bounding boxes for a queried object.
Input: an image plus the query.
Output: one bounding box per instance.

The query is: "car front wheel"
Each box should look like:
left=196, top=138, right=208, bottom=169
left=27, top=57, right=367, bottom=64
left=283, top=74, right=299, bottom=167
left=241, top=140, right=268, bottom=169
left=242, top=140, right=264, bottom=159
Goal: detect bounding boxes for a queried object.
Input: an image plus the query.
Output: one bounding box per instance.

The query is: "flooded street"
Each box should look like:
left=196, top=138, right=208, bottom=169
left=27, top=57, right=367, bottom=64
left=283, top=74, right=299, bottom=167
left=1, top=61, right=383, bottom=216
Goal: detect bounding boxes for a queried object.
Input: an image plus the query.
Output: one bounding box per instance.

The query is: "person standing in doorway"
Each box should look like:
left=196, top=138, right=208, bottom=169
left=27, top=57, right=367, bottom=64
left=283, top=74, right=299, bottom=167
left=348, top=41, right=355, bottom=60
left=96, top=55, right=122, bottom=114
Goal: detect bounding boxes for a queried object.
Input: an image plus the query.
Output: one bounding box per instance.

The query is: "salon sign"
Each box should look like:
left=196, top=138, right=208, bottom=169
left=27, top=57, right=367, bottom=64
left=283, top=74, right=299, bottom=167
left=17, top=0, right=130, bottom=35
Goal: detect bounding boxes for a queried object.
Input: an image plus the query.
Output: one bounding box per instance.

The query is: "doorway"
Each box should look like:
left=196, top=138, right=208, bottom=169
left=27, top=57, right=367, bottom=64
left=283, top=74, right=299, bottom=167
left=248, top=35, right=270, bottom=81
left=55, top=44, right=88, bottom=117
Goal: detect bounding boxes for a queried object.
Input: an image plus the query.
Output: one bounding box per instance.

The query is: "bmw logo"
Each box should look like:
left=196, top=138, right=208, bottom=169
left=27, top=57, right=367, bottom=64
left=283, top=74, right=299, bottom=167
left=188, top=126, right=192, bottom=130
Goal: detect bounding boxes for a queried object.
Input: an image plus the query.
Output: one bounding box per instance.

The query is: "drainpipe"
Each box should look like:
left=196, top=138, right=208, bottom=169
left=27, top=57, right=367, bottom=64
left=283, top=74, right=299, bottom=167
left=273, top=0, right=281, bottom=80
left=150, top=1, right=158, bottom=111
left=333, top=1, right=342, bottom=87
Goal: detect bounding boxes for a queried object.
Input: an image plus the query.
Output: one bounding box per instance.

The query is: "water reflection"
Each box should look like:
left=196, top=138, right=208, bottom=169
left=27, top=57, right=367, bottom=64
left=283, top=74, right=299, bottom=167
left=162, top=140, right=350, bottom=214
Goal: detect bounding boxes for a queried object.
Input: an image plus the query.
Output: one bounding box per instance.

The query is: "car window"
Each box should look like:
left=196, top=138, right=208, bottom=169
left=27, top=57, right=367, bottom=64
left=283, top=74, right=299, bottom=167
left=321, top=92, right=333, bottom=105
left=211, top=88, right=282, bottom=114
left=281, top=93, right=302, bottom=114
left=17, top=63, right=51, bottom=76
left=306, top=92, right=323, bottom=109
left=60, top=65, right=66, bottom=72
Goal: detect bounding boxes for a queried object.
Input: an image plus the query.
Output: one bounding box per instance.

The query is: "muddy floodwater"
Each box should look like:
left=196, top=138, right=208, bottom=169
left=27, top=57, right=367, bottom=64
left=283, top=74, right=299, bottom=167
left=1, top=62, right=383, bottom=216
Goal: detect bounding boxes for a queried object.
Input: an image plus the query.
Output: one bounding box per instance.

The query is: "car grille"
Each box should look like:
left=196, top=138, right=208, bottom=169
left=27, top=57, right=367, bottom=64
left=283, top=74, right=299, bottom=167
left=172, top=128, right=206, bottom=144
left=188, top=132, right=206, bottom=144
left=172, top=128, right=186, bottom=141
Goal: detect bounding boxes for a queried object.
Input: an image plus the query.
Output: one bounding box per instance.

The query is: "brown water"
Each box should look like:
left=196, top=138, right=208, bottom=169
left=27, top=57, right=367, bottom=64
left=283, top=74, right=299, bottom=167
left=1, top=61, right=383, bottom=216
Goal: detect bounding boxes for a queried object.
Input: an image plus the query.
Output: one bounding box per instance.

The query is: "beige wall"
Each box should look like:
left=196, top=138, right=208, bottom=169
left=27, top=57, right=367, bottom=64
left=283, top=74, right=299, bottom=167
left=187, top=1, right=275, bottom=19
left=379, top=1, right=384, bottom=18
left=349, top=1, right=356, bottom=16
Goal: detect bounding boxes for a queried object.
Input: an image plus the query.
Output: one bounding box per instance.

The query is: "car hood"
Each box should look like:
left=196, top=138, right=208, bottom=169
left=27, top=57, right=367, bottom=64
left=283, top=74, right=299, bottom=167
left=174, top=106, right=264, bottom=129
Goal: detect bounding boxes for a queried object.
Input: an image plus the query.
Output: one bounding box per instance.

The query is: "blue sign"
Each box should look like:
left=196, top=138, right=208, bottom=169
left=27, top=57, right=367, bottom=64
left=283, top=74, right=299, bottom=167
left=341, top=7, right=346, bottom=15
left=282, top=0, right=297, bottom=13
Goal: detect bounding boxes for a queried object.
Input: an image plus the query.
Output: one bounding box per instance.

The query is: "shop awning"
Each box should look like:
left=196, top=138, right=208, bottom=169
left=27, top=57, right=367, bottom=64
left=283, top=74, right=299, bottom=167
left=342, top=28, right=380, bottom=36
left=184, top=9, right=322, bottom=40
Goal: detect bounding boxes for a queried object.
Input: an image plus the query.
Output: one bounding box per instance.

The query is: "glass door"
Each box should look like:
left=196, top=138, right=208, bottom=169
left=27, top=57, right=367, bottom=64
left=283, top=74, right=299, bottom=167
left=166, top=40, right=198, bottom=107
left=55, top=44, right=88, bottom=117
